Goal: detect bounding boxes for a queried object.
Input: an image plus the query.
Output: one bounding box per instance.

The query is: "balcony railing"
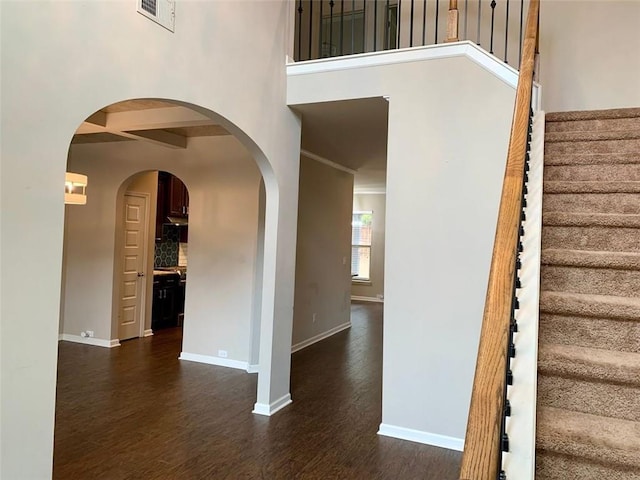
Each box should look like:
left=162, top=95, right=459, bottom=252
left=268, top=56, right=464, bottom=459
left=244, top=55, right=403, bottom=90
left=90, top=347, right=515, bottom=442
left=293, top=0, right=531, bottom=68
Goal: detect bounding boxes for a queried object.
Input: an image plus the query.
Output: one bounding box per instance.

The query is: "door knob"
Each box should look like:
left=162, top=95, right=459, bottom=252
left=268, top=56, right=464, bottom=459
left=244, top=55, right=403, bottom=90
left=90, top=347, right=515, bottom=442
left=137, top=272, right=145, bottom=277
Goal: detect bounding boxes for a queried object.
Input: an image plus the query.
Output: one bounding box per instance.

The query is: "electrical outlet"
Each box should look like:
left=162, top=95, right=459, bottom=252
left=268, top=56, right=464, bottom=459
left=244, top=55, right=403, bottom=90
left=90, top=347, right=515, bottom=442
left=86, top=330, right=94, bottom=338
left=218, top=350, right=228, bottom=358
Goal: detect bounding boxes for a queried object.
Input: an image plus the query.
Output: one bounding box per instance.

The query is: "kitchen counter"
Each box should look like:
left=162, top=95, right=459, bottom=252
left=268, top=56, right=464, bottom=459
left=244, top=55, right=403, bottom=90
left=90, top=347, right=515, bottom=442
left=153, top=270, right=181, bottom=276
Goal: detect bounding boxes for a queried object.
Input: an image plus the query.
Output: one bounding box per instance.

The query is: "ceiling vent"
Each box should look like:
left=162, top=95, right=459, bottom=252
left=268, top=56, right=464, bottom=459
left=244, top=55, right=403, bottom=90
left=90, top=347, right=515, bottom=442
left=137, top=0, right=175, bottom=32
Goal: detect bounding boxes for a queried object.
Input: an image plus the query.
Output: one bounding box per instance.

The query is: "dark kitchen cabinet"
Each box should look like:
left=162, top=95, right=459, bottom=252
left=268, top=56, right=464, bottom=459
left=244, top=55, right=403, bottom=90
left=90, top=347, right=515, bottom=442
left=151, top=273, right=180, bottom=330
left=168, top=175, right=189, bottom=217
left=155, top=173, right=168, bottom=240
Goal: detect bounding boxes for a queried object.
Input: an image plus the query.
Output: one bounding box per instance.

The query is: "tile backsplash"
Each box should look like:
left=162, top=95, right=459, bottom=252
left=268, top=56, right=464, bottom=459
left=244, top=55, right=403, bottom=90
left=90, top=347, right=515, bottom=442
left=154, top=226, right=179, bottom=267
left=178, top=243, right=188, bottom=266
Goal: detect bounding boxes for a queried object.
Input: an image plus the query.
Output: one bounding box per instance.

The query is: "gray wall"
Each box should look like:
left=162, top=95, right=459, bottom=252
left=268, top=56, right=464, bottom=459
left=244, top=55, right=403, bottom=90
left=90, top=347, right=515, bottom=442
left=351, top=193, right=386, bottom=301
left=293, top=155, right=354, bottom=349
left=539, top=0, right=640, bottom=112
left=289, top=55, right=515, bottom=445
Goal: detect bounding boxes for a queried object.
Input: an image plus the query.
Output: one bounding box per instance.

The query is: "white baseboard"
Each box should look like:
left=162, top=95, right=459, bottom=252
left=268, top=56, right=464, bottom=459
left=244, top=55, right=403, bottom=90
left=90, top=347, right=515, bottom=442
left=252, top=393, right=292, bottom=416
left=58, top=334, right=120, bottom=348
left=291, top=321, right=351, bottom=353
left=378, top=423, right=464, bottom=451
left=246, top=364, right=259, bottom=374
left=143, top=329, right=154, bottom=337
left=178, top=352, right=248, bottom=371
left=351, top=295, right=384, bottom=303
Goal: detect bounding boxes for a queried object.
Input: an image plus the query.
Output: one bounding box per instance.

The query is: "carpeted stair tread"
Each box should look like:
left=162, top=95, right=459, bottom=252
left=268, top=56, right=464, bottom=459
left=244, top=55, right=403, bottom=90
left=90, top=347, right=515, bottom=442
left=545, top=115, right=640, bottom=134
left=542, top=192, right=640, bottom=215
left=537, top=374, right=640, bottom=422
left=544, top=163, right=640, bottom=182
left=536, top=450, right=640, bottom=480
left=544, top=180, right=640, bottom=194
left=545, top=152, right=640, bottom=166
left=539, top=290, right=640, bottom=321
left=541, top=248, right=640, bottom=270
left=537, top=407, right=640, bottom=472
left=538, top=343, right=640, bottom=387
left=543, top=211, right=640, bottom=228
left=545, top=138, right=640, bottom=156
left=546, top=107, right=640, bottom=122
left=546, top=129, right=640, bottom=143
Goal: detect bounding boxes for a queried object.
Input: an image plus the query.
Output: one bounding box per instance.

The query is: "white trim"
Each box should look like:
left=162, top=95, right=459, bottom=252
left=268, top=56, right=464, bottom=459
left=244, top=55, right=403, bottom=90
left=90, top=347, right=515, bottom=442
left=252, top=394, right=292, bottom=416
left=351, top=295, right=384, bottom=303
left=288, top=41, right=518, bottom=87
left=178, top=352, right=249, bottom=371
left=58, top=334, right=121, bottom=348
left=291, top=321, right=352, bottom=354
left=378, top=423, right=464, bottom=451
left=246, top=364, right=259, bottom=374
left=143, top=329, right=154, bottom=337
left=354, top=189, right=386, bottom=195
left=501, top=111, right=545, bottom=480
left=300, top=149, right=356, bottom=175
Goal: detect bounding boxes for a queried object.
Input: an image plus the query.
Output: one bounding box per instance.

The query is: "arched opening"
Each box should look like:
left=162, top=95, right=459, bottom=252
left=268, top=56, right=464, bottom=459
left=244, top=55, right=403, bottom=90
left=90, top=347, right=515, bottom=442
left=56, top=98, right=278, bottom=475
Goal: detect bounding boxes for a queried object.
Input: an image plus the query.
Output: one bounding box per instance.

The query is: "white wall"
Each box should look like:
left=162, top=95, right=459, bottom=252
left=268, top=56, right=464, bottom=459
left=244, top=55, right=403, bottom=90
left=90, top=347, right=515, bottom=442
left=288, top=53, right=515, bottom=445
left=63, top=137, right=261, bottom=363
left=0, top=1, right=300, bottom=477
left=539, top=0, right=640, bottom=112
left=351, top=193, right=386, bottom=301
left=293, top=155, right=354, bottom=349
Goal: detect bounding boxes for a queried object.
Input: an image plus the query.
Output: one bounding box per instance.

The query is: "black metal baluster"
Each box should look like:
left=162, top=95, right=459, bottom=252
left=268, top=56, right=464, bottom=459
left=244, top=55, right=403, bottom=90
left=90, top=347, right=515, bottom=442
left=464, top=0, right=468, bottom=40
left=398, top=0, right=402, bottom=48
left=385, top=0, right=390, bottom=49
left=352, top=0, right=356, bottom=54
left=362, top=0, right=366, bottom=53
left=422, top=0, right=427, bottom=45
left=504, top=0, right=510, bottom=63
left=330, top=0, right=335, bottom=56
left=308, top=1, right=313, bottom=60
left=476, top=0, right=481, bottom=45
left=340, top=0, right=345, bottom=55
left=410, top=0, right=415, bottom=47
left=434, top=0, right=439, bottom=43
left=297, top=0, right=303, bottom=60
left=374, top=0, right=378, bottom=51
left=519, top=0, right=524, bottom=64
left=319, top=0, right=324, bottom=57
left=490, top=0, right=496, bottom=54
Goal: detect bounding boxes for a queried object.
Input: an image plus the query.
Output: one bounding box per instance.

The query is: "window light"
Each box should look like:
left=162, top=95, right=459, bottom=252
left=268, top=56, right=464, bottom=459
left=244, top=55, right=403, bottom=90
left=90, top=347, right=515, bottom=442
left=65, top=172, right=88, bottom=205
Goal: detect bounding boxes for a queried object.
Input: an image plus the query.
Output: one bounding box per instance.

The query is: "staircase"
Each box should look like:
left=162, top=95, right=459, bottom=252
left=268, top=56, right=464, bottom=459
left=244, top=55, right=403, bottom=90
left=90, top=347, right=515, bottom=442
left=536, top=108, right=640, bottom=479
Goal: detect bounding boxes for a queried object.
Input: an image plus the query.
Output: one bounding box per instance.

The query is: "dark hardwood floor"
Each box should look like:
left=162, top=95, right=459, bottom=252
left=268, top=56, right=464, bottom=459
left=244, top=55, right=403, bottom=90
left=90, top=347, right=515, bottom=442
left=54, top=302, right=461, bottom=479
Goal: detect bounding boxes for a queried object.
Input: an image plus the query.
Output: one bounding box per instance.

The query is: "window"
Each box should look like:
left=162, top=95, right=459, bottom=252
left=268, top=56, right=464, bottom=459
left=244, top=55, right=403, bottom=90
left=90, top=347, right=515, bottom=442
left=320, top=9, right=366, bottom=57
left=352, top=211, right=373, bottom=281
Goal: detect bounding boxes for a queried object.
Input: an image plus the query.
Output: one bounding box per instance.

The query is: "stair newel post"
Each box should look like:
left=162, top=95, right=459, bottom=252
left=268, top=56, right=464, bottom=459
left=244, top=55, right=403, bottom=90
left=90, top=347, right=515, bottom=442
left=446, top=0, right=460, bottom=42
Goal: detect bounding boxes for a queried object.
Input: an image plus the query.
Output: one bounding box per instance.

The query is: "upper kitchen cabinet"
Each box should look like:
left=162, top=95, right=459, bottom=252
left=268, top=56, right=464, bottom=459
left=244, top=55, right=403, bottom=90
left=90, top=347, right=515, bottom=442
left=168, top=175, right=189, bottom=217
left=156, top=172, right=189, bottom=240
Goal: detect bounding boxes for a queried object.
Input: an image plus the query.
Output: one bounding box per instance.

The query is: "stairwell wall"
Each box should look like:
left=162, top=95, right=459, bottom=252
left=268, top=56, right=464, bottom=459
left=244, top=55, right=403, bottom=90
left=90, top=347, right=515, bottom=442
left=539, top=0, right=640, bottom=112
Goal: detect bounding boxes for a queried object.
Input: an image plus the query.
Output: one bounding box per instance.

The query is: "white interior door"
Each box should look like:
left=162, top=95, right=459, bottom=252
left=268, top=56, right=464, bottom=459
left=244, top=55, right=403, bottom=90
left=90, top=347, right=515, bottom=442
left=118, top=194, right=147, bottom=341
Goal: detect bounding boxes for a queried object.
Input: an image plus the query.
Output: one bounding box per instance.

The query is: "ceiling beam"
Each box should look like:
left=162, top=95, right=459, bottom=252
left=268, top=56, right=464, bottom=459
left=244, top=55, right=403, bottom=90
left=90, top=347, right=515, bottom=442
left=123, top=129, right=187, bottom=149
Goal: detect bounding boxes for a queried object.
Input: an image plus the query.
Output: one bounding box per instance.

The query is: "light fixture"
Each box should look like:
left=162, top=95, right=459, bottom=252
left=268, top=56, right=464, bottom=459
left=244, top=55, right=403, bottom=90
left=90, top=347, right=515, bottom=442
left=65, top=172, right=88, bottom=205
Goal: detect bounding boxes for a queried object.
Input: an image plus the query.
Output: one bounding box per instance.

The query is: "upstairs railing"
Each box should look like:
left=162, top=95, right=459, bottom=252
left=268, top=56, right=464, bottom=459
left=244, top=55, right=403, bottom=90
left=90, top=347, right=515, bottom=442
left=293, top=0, right=532, bottom=67
left=459, top=0, right=539, bottom=479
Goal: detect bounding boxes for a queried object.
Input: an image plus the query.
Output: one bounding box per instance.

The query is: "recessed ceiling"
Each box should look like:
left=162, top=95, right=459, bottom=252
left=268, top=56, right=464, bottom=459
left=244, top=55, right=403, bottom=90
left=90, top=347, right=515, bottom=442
left=101, top=99, right=176, bottom=113
left=292, top=97, right=389, bottom=190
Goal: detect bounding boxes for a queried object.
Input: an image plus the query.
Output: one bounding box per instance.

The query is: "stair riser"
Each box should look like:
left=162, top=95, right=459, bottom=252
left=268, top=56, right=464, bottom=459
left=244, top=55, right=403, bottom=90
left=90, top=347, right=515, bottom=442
left=545, top=138, right=640, bottom=155
left=542, top=226, right=640, bottom=252
left=537, top=375, right=640, bottom=422
left=544, top=164, right=640, bottom=182
left=543, top=193, right=640, bottom=214
left=541, top=264, right=640, bottom=298
left=536, top=451, right=640, bottom=480
left=539, top=314, right=640, bottom=354
left=546, top=116, right=640, bottom=134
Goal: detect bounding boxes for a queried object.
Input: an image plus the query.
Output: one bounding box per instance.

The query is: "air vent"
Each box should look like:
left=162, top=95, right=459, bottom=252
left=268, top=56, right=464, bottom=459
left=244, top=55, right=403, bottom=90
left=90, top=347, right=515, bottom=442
left=137, top=0, right=175, bottom=32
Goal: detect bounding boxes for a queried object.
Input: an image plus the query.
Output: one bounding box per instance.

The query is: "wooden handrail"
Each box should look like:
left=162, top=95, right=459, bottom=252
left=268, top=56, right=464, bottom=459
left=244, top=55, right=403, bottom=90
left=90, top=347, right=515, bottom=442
left=459, top=0, right=540, bottom=479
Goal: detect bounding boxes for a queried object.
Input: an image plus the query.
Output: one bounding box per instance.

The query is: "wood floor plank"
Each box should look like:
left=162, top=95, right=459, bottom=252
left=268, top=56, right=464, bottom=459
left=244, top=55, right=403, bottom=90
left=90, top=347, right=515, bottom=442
left=54, top=302, right=461, bottom=479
